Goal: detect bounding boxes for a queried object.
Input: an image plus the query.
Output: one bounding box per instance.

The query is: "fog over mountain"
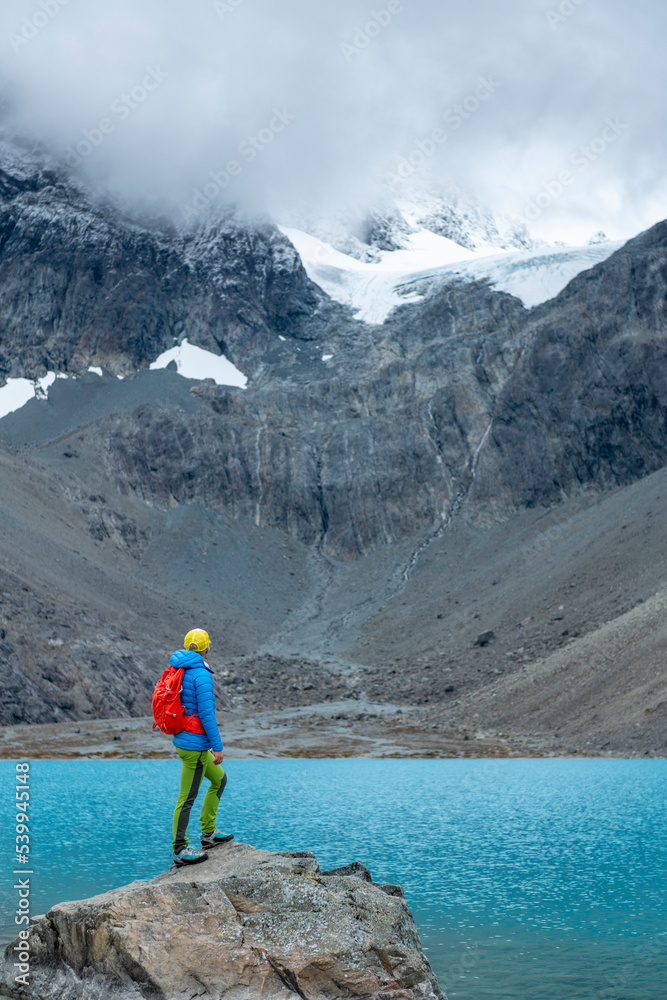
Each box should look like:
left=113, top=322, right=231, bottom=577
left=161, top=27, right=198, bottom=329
left=0, top=0, right=665, bottom=241
left=0, top=0, right=666, bottom=759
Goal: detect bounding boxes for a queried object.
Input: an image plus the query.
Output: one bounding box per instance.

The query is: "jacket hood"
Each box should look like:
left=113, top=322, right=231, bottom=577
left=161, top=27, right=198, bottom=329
left=170, top=649, right=208, bottom=670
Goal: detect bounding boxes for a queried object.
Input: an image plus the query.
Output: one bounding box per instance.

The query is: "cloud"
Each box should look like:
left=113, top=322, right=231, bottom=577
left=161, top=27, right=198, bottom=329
left=0, top=0, right=665, bottom=240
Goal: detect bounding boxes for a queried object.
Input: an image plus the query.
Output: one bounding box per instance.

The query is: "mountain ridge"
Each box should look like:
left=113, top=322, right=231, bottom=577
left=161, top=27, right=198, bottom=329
left=0, top=129, right=666, bottom=754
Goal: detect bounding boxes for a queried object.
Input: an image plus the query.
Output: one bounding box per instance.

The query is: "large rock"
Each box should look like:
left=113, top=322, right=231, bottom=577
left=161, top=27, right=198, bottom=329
left=1, top=842, right=445, bottom=1000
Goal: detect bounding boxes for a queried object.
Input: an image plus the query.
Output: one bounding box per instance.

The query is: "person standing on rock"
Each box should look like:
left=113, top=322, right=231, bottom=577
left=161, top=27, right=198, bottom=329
left=171, top=628, right=233, bottom=867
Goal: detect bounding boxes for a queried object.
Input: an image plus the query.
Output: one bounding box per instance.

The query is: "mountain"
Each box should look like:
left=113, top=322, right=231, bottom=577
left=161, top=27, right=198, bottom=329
left=282, top=177, right=537, bottom=261
left=278, top=180, right=624, bottom=323
left=0, top=128, right=325, bottom=384
left=0, top=128, right=665, bottom=754
left=471, top=220, right=667, bottom=515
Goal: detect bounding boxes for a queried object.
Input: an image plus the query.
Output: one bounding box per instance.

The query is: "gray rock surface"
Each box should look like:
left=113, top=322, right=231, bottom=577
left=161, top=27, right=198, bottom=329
left=471, top=220, right=667, bottom=517
left=4, top=128, right=667, bottom=562
left=1, top=127, right=667, bottom=751
left=1, top=842, right=444, bottom=1000
left=1, top=127, right=525, bottom=560
left=43, top=217, right=666, bottom=564
left=0, top=130, right=325, bottom=384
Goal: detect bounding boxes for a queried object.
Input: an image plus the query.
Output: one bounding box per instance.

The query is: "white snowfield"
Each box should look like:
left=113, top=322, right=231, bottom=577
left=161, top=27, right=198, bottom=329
left=0, top=368, right=112, bottom=419
left=0, top=344, right=247, bottom=421
left=280, top=225, right=624, bottom=324
left=0, top=372, right=64, bottom=420
left=149, top=339, right=247, bottom=388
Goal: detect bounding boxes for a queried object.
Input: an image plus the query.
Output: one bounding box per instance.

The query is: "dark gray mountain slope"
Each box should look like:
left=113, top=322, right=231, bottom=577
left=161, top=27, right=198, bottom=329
left=4, top=130, right=667, bottom=563
left=471, top=220, right=667, bottom=515
left=98, top=280, right=526, bottom=560
left=0, top=131, right=666, bottom=748
left=60, top=222, right=667, bottom=563
left=0, top=131, right=325, bottom=382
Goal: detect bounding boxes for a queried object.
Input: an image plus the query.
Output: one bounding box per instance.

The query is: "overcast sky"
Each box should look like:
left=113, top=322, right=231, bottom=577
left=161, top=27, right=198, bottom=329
left=0, top=0, right=665, bottom=242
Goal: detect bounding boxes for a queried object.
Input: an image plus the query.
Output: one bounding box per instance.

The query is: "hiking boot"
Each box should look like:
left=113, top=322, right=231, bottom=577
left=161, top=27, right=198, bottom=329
left=200, top=829, right=234, bottom=849
left=172, top=844, right=208, bottom=866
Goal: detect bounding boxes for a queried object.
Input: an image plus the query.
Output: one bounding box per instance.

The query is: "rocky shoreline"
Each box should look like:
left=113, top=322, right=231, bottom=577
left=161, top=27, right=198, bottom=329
left=0, top=706, right=559, bottom=760
left=0, top=693, right=661, bottom=761
left=1, top=842, right=445, bottom=1000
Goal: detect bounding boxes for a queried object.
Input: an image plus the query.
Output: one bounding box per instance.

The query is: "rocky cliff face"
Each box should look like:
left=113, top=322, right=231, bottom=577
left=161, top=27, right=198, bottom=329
left=100, top=280, right=527, bottom=559
left=95, top=221, right=667, bottom=559
left=0, top=129, right=323, bottom=383
left=471, top=220, right=667, bottom=517
left=3, top=128, right=667, bottom=562
left=1, top=842, right=444, bottom=1000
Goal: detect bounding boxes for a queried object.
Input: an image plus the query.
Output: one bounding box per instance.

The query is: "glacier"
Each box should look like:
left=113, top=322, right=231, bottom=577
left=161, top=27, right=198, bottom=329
left=280, top=224, right=624, bottom=323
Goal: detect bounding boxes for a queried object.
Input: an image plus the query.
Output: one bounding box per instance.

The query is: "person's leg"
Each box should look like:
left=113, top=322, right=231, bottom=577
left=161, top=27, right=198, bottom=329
left=198, top=751, right=228, bottom=835
left=172, top=748, right=206, bottom=853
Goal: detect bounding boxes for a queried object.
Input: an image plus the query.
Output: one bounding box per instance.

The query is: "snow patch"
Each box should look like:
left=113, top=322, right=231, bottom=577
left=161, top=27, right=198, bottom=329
left=88, top=366, right=103, bottom=376
left=0, top=378, right=36, bottom=417
left=0, top=372, right=66, bottom=419
left=149, top=339, right=247, bottom=388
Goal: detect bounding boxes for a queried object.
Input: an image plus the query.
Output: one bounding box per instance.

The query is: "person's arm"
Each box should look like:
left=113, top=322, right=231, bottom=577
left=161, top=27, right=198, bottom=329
left=192, top=669, right=223, bottom=754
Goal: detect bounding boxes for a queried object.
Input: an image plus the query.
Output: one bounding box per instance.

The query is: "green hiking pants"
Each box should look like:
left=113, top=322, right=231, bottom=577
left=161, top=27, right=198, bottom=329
left=172, top=748, right=227, bottom=852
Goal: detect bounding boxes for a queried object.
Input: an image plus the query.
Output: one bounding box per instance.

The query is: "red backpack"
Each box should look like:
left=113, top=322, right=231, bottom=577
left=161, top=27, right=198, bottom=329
left=151, top=665, right=207, bottom=736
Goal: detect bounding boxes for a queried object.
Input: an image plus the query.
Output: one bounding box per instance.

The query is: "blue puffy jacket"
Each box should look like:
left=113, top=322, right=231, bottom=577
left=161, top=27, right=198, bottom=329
left=170, top=649, right=223, bottom=753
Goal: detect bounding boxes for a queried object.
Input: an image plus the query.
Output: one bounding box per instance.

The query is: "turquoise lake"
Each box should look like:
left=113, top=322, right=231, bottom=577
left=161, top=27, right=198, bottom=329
left=1, top=759, right=665, bottom=999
